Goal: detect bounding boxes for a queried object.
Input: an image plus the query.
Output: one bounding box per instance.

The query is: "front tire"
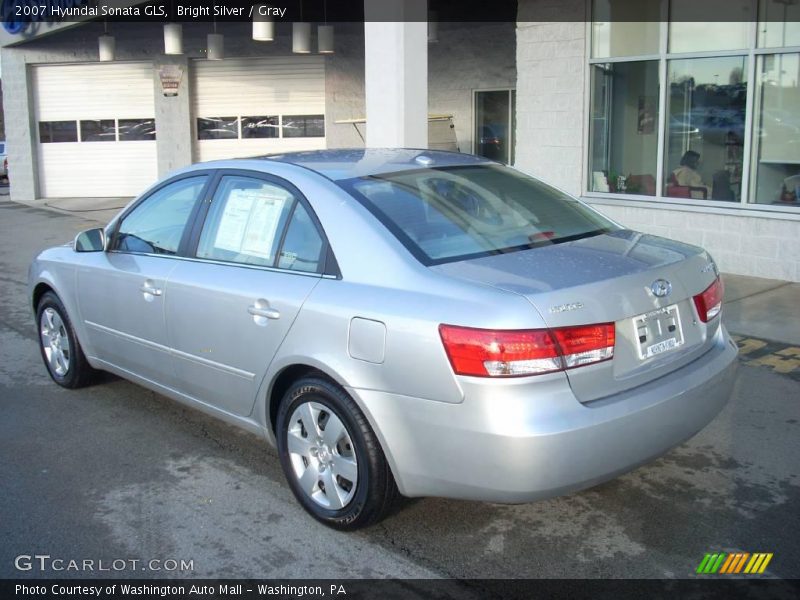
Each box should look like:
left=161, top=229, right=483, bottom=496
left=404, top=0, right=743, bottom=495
left=276, top=377, right=397, bottom=530
left=36, top=291, right=95, bottom=388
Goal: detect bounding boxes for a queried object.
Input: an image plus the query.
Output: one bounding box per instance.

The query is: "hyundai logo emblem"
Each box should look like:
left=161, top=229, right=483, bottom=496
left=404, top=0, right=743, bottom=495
left=650, top=279, right=672, bottom=298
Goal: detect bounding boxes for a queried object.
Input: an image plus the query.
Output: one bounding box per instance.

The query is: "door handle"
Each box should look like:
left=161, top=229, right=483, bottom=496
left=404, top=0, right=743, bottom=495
left=140, top=283, right=162, bottom=297
left=248, top=304, right=280, bottom=320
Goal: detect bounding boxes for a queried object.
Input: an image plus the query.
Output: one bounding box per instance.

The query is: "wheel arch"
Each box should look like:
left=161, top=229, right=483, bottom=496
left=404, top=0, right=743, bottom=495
left=32, top=281, right=56, bottom=313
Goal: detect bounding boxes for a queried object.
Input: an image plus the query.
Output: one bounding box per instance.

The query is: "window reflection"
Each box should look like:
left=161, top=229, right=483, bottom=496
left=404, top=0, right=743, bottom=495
left=759, top=0, right=800, bottom=48
left=591, top=0, right=661, bottom=59
left=589, top=61, right=660, bottom=196
left=197, top=117, right=239, bottom=140
left=668, top=0, right=752, bottom=53
left=752, top=53, right=800, bottom=206
left=665, top=56, right=747, bottom=202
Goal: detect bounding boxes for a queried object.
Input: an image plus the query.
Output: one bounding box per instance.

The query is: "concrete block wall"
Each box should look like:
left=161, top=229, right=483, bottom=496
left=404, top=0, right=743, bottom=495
left=515, top=0, right=586, bottom=194
left=587, top=201, right=800, bottom=282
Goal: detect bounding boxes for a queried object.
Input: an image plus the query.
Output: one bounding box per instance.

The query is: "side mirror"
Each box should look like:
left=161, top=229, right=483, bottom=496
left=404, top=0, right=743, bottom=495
left=74, top=228, right=107, bottom=253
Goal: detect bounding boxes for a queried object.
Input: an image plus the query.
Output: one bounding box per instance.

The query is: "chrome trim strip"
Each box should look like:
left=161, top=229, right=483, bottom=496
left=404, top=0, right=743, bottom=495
left=85, top=320, right=255, bottom=380
left=105, top=251, right=335, bottom=279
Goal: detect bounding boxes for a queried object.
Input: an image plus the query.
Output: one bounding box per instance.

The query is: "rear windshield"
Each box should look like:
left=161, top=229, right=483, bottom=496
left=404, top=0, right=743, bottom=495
left=340, top=164, right=616, bottom=265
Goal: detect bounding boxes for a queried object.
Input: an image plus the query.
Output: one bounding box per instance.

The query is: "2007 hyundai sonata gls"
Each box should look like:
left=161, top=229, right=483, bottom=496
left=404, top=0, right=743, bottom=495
left=29, top=149, right=738, bottom=529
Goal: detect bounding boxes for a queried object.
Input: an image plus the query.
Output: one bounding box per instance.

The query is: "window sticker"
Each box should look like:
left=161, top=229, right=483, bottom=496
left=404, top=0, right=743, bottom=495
left=213, top=187, right=291, bottom=260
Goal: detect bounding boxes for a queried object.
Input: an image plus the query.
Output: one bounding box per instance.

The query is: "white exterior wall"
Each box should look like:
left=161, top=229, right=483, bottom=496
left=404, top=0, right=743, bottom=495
left=515, top=0, right=800, bottom=283
left=515, top=0, right=586, bottom=194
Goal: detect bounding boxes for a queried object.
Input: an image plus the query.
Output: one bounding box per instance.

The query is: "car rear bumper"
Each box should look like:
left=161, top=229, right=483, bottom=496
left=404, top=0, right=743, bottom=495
left=351, top=324, right=738, bottom=502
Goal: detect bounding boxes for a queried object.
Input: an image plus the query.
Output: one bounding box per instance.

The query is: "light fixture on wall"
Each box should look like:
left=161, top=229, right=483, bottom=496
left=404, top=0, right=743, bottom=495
left=207, top=21, right=224, bottom=60
left=317, top=0, right=334, bottom=54
left=98, top=21, right=115, bottom=61
left=293, top=1, right=311, bottom=54
left=428, top=11, right=439, bottom=43
left=164, top=23, right=183, bottom=55
left=252, top=4, right=275, bottom=41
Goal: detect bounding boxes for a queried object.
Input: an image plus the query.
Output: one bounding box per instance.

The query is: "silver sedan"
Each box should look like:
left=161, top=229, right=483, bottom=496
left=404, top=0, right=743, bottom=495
left=28, top=149, right=738, bottom=529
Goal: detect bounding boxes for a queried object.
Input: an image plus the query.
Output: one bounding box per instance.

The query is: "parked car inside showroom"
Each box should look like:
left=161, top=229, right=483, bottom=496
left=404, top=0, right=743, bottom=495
left=28, top=149, right=738, bottom=529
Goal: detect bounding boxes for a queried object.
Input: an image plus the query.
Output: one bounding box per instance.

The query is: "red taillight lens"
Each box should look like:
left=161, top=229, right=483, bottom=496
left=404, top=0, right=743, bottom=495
left=552, top=324, right=616, bottom=368
left=438, top=323, right=615, bottom=377
left=693, top=277, right=724, bottom=323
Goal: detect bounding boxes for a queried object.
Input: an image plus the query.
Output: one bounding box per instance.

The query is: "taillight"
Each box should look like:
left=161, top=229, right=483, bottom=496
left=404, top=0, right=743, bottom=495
left=693, top=277, right=724, bottom=323
left=438, top=323, right=615, bottom=378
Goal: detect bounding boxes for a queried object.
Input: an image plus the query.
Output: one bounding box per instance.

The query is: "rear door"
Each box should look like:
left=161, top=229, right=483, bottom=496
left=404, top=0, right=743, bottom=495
left=76, top=174, right=211, bottom=386
left=164, top=172, right=327, bottom=417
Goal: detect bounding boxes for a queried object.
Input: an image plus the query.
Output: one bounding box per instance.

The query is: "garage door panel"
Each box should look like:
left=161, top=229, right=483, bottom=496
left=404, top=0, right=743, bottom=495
left=192, top=57, right=326, bottom=162
left=38, top=143, right=157, bottom=198
left=34, top=63, right=155, bottom=121
left=33, top=62, right=156, bottom=198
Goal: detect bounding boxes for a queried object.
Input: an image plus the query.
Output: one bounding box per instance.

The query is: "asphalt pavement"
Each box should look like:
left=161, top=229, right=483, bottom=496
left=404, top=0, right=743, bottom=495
left=1, top=199, right=798, bottom=581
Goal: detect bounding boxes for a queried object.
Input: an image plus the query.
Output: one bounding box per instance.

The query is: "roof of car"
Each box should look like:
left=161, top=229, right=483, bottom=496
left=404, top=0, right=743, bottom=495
left=257, top=148, right=493, bottom=181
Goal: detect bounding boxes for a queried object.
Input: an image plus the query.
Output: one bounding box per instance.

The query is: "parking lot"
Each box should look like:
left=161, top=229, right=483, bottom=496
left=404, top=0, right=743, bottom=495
left=1, top=199, right=798, bottom=580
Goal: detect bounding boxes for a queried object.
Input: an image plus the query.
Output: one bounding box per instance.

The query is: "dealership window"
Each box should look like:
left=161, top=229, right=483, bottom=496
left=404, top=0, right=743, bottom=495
left=474, top=90, right=516, bottom=164
left=588, top=0, right=800, bottom=210
left=751, top=53, right=800, bottom=207
left=664, top=56, right=747, bottom=202
left=589, top=61, right=659, bottom=195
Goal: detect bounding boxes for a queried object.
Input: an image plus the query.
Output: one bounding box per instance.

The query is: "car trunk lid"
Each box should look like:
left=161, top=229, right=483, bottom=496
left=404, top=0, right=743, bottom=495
left=431, top=230, right=723, bottom=403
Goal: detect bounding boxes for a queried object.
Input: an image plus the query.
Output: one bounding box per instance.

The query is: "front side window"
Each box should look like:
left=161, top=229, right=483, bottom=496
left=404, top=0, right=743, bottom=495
left=196, top=176, right=295, bottom=267
left=114, top=176, right=208, bottom=255
left=664, top=56, right=747, bottom=202
left=343, top=165, right=615, bottom=265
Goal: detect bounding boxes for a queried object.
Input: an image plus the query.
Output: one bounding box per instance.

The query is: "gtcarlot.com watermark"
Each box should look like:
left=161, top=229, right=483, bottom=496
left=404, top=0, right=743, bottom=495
left=14, top=554, right=194, bottom=573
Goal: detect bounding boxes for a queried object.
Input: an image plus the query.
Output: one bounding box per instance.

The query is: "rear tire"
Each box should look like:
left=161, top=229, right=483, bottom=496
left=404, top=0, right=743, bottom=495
left=276, top=377, right=397, bottom=530
left=36, top=291, right=96, bottom=388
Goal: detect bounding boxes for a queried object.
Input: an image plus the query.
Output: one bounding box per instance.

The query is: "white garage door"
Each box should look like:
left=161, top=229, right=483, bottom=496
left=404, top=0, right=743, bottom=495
left=192, top=57, right=326, bottom=163
left=33, top=62, right=157, bottom=198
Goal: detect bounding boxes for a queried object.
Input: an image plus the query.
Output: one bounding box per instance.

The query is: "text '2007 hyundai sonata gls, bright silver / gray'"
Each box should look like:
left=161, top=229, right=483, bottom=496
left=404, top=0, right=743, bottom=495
left=29, top=149, right=738, bottom=529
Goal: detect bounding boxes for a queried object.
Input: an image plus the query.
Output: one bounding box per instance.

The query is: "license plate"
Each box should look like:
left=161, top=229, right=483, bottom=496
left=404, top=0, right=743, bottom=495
left=633, top=304, right=684, bottom=360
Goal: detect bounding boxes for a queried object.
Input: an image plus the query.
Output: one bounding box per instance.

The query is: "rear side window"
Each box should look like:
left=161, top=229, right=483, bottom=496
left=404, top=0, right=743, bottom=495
left=113, top=176, right=207, bottom=255
left=197, top=176, right=295, bottom=267
left=341, top=165, right=616, bottom=265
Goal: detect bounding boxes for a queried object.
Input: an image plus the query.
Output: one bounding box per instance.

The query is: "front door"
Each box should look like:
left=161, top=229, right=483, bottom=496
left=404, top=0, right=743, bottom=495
left=76, top=175, right=209, bottom=386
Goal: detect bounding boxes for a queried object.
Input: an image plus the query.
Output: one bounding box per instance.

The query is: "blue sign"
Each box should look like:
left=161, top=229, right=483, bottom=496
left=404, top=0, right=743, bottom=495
left=2, top=0, right=90, bottom=35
